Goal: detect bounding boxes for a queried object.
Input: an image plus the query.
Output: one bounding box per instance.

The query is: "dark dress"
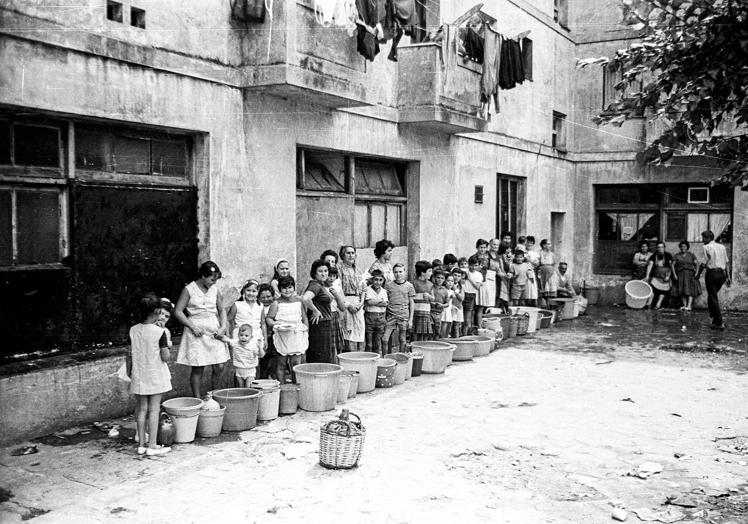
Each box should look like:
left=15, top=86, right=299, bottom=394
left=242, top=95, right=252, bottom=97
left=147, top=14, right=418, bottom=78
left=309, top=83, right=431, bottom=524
left=304, top=280, right=345, bottom=364
left=672, top=251, right=701, bottom=297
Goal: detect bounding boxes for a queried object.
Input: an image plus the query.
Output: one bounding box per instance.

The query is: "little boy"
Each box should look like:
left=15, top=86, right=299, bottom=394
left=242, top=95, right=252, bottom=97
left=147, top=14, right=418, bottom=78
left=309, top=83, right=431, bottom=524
left=510, top=250, right=531, bottom=306
left=364, top=269, right=389, bottom=355
left=450, top=268, right=466, bottom=337
left=217, top=324, right=265, bottom=387
left=430, top=270, right=449, bottom=339
left=463, top=255, right=484, bottom=335
left=412, top=260, right=434, bottom=341
left=383, top=263, right=415, bottom=353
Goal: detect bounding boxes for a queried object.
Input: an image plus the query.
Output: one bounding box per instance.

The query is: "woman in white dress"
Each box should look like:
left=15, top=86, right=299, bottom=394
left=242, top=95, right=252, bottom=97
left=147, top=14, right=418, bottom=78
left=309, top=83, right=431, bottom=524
left=174, top=261, right=230, bottom=398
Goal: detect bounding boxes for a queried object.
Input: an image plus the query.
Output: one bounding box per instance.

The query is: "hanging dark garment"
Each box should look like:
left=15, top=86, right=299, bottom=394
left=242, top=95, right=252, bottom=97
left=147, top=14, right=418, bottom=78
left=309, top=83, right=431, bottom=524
left=356, top=0, right=386, bottom=61
left=499, top=38, right=524, bottom=89
left=231, top=0, right=265, bottom=21
left=462, top=27, right=484, bottom=63
left=481, top=27, right=501, bottom=108
left=408, top=0, right=429, bottom=43
left=382, top=0, right=416, bottom=61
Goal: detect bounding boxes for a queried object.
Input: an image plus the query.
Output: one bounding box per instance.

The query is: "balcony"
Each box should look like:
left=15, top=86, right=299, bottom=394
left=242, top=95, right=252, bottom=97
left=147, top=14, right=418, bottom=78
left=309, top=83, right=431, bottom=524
left=397, top=43, right=488, bottom=133
left=239, top=0, right=379, bottom=109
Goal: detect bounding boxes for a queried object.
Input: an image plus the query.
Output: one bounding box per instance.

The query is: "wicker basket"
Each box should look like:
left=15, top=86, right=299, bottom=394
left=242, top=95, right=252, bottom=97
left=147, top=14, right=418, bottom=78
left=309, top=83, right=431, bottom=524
left=319, top=409, right=366, bottom=470
left=514, top=314, right=530, bottom=336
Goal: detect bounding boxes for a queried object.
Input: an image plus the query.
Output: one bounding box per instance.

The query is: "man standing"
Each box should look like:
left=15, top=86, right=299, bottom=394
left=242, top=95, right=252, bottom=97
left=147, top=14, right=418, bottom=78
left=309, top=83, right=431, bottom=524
left=699, top=230, right=731, bottom=329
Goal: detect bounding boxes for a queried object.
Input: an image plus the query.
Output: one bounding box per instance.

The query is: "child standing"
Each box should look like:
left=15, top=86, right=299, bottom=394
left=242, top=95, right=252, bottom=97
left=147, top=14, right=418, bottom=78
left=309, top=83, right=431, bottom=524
left=510, top=250, right=531, bottom=306
left=412, top=260, right=434, bottom=341
left=463, top=255, right=484, bottom=335
left=450, top=269, right=465, bottom=338
left=364, top=269, right=389, bottom=355
left=383, top=263, right=415, bottom=353
left=127, top=293, right=172, bottom=456
left=256, top=283, right=276, bottom=379
left=440, top=273, right=455, bottom=338
left=266, top=276, right=308, bottom=384
left=217, top=324, right=265, bottom=386
left=431, top=270, right=449, bottom=339
left=228, top=279, right=267, bottom=350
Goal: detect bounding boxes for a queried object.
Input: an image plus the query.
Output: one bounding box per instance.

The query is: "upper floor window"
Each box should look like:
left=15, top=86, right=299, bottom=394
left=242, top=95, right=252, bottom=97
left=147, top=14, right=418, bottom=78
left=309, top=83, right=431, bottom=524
left=554, top=0, right=569, bottom=29
left=552, top=111, right=567, bottom=152
left=75, top=125, right=189, bottom=178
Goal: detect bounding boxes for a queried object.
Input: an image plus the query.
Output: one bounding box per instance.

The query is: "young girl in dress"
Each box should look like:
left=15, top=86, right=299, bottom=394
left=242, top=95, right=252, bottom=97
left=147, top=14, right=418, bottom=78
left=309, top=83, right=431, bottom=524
left=412, top=260, right=434, bottom=341
left=464, top=255, right=485, bottom=335
left=217, top=324, right=265, bottom=386
left=431, top=269, right=449, bottom=339
left=450, top=269, right=465, bottom=338
left=270, top=259, right=292, bottom=299
left=228, top=279, right=267, bottom=348
left=266, top=276, right=309, bottom=384
left=127, top=293, right=172, bottom=457
left=440, top=273, right=456, bottom=339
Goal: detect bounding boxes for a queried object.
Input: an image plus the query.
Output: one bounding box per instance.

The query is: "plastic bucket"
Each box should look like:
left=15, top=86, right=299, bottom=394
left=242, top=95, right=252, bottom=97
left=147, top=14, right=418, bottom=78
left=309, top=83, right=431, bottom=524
left=539, top=312, right=553, bottom=329
left=412, top=341, right=455, bottom=374
left=476, top=328, right=501, bottom=351
left=375, top=358, right=396, bottom=388
left=538, top=309, right=556, bottom=325
left=439, top=338, right=473, bottom=361
left=337, top=351, right=380, bottom=393
left=196, top=406, right=226, bottom=438
left=342, top=370, right=359, bottom=398
left=550, top=298, right=576, bottom=320
left=625, top=280, right=652, bottom=309
left=212, top=388, right=262, bottom=431
left=410, top=352, right=424, bottom=377
left=337, top=372, right=353, bottom=403
left=279, top=384, right=299, bottom=415
left=162, top=397, right=203, bottom=443
left=250, top=379, right=281, bottom=421
left=461, top=335, right=493, bottom=357
left=293, top=363, right=343, bottom=412
left=388, top=353, right=409, bottom=385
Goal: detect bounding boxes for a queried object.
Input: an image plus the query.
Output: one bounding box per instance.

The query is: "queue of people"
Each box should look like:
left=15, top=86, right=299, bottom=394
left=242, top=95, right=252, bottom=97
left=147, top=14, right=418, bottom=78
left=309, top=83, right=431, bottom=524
left=632, top=230, right=731, bottom=329
left=126, top=234, right=573, bottom=454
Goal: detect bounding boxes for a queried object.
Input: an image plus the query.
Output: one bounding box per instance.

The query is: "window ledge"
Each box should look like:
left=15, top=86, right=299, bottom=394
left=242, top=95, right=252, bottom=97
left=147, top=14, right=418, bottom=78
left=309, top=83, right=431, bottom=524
left=0, top=263, right=69, bottom=272
left=296, top=190, right=351, bottom=199
left=75, top=170, right=191, bottom=187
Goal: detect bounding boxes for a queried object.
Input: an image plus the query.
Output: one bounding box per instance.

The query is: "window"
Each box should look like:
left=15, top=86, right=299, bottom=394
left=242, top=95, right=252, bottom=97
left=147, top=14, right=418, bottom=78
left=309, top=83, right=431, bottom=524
left=0, top=121, right=61, bottom=171
left=75, top=126, right=189, bottom=178
left=353, top=159, right=406, bottom=248
left=552, top=111, right=566, bottom=152
left=474, top=185, right=484, bottom=204
left=130, top=7, right=146, bottom=28
left=0, top=188, right=65, bottom=266
left=522, top=38, right=533, bottom=81
left=554, top=0, right=568, bottom=28
left=602, top=64, right=622, bottom=109
left=106, top=1, right=123, bottom=22
left=595, top=184, right=734, bottom=274
left=687, top=187, right=709, bottom=203
left=297, top=149, right=346, bottom=192
left=497, top=175, right=524, bottom=237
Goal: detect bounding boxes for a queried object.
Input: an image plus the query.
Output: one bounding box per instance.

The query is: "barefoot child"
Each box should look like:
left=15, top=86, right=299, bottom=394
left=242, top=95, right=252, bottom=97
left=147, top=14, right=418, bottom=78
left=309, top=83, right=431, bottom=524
left=217, top=324, right=265, bottom=386
left=266, top=276, right=308, bottom=384
left=431, top=270, right=449, bottom=339
left=127, top=293, right=173, bottom=456
left=450, top=269, right=465, bottom=338
left=510, top=250, right=531, bottom=306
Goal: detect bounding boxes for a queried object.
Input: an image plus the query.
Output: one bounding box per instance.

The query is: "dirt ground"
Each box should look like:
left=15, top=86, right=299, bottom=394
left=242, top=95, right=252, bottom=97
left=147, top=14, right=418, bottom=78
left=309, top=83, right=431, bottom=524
left=1, top=306, right=747, bottom=523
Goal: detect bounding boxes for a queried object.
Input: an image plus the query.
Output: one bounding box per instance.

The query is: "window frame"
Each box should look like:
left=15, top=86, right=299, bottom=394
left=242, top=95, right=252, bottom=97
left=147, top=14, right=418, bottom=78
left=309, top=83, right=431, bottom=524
left=594, top=184, right=734, bottom=274
left=74, top=124, right=192, bottom=187
left=496, top=174, right=525, bottom=238
left=0, top=185, right=69, bottom=269
left=0, top=119, right=65, bottom=178
left=552, top=111, right=567, bottom=152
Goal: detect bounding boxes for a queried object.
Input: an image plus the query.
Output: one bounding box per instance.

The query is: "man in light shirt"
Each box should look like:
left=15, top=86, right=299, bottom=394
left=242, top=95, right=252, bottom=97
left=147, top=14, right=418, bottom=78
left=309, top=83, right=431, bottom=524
left=699, top=230, right=731, bottom=330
